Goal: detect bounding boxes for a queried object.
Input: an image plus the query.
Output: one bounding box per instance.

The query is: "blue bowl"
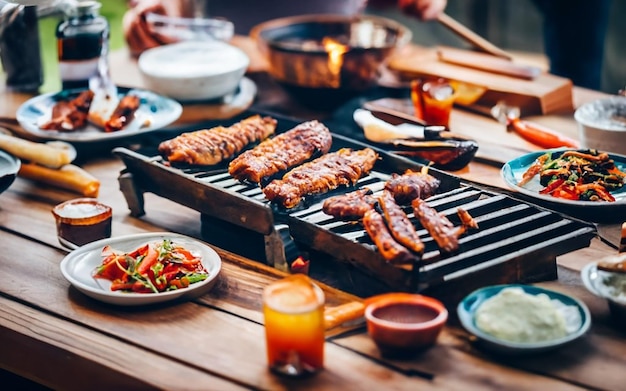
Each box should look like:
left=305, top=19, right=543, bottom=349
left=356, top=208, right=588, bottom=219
left=0, top=149, right=20, bottom=194
left=457, top=284, right=591, bottom=354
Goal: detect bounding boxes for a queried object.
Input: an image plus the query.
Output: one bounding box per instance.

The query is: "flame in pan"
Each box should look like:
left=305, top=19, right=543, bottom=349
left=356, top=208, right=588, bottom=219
left=322, top=37, right=349, bottom=88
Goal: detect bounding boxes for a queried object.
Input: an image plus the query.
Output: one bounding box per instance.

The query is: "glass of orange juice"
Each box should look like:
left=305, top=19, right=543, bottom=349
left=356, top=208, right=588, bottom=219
left=263, top=274, right=325, bottom=377
left=411, top=78, right=456, bottom=127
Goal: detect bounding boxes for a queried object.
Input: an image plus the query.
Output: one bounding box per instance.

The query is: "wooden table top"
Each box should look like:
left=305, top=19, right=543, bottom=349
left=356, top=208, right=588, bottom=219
left=1, top=40, right=624, bottom=390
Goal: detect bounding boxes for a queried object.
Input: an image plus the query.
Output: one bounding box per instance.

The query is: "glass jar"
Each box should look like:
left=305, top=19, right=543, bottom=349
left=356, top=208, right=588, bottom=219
left=0, top=4, right=43, bottom=92
left=56, top=0, right=109, bottom=90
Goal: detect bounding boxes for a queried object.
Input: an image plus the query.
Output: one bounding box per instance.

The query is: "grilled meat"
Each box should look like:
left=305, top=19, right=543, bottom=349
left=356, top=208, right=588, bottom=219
left=263, top=148, right=378, bottom=209
left=159, top=115, right=277, bottom=165
left=105, top=94, right=140, bottom=132
left=412, top=198, right=477, bottom=253
left=322, top=188, right=376, bottom=220
left=228, top=120, right=332, bottom=183
left=385, top=168, right=440, bottom=205
left=378, top=190, right=424, bottom=255
left=41, top=90, right=94, bottom=131
left=363, top=209, right=416, bottom=264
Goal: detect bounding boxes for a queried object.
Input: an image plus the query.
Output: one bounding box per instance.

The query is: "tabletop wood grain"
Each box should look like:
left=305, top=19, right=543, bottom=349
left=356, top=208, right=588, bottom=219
left=1, top=39, right=624, bottom=390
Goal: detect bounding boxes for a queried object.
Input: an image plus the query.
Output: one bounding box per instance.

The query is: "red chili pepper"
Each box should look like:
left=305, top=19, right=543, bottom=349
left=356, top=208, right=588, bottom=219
left=509, top=118, right=580, bottom=149
left=539, top=178, right=565, bottom=194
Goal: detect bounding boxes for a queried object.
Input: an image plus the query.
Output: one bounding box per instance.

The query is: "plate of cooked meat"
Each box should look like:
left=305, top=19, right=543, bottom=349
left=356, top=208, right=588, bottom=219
left=16, top=87, right=182, bottom=143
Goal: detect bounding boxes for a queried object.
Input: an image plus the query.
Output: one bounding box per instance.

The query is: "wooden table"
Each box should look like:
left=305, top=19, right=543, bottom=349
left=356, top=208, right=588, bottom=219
left=1, top=42, right=625, bottom=390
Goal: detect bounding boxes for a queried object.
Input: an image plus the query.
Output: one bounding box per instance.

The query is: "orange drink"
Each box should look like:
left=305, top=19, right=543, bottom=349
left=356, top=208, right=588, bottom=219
left=263, top=274, right=325, bottom=376
left=411, top=78, right=456, bottom=127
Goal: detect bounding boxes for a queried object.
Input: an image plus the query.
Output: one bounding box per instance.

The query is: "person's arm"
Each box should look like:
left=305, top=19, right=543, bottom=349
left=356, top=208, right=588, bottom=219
left=397, top=0, right=447, bottom=20
left=123, top=0, right=184, bottom=57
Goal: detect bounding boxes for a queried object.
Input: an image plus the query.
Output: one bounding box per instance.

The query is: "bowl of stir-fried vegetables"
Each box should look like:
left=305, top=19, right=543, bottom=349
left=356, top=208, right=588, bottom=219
left=502, top=148, right=626, bottom=222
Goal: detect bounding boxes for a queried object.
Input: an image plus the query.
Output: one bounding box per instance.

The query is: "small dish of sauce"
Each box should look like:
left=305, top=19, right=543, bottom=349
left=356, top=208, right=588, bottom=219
left=52, top=198, right=112, bottom=249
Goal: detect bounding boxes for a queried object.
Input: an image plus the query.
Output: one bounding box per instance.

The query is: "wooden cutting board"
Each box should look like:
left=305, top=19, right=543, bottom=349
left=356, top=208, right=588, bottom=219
left=387, top=45, right=574, bottom=117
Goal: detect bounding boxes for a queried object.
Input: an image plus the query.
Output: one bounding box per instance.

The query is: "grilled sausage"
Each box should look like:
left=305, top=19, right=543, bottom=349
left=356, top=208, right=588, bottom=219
left=378, top=189, right=424, bottom=255
left=363, top=209, right=415, bottom=264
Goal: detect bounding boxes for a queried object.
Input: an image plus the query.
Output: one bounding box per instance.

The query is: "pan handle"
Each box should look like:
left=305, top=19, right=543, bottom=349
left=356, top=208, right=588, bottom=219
left=436, top=13, right=512, bottom=60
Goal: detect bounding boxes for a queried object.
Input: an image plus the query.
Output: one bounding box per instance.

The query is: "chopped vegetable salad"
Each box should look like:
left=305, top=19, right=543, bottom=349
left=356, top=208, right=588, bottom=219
left=93, top=239, right=209, bottom=293
left=518, top=149, right=626, bottom=202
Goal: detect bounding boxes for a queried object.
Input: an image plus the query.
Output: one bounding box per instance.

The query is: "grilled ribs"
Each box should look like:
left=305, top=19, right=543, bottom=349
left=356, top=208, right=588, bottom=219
left=363, top=209, right=416, bottom=264
left=158, top=115, right=277, bottom=165
left=263, top=148, right=379, bottom=209
left=385, top=169, right=440, bottom=205
left=378, top=190, right=425, bottom=255
left=228, top=120, right=332, bottom=183
left=322, top=188, right=376, bottom=220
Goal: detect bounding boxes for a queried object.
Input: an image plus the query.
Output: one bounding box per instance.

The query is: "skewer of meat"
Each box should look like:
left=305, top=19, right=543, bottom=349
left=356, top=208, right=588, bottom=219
left=228, top=120, right=332, bottom=183
left=411, top=198, right=477, bottom=253
left=322, top=188, right=376, bottom=220
left=378, top=189, right=424, bottom=255
left=263, top=148, right=378, bottom=209
left=385, top=167, right=440, bottom=205
left=158, top=115, right=277, bottom=165
left=363, top=209, right=416, bottom=264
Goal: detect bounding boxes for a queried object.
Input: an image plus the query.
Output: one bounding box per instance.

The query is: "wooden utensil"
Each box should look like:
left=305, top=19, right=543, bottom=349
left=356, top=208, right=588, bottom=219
left=436, top=13, right=513, bottom=60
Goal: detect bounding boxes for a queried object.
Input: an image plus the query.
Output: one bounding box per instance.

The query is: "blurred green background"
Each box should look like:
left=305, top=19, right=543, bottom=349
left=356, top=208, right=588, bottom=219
left=38, top=0, right=127, bottom=92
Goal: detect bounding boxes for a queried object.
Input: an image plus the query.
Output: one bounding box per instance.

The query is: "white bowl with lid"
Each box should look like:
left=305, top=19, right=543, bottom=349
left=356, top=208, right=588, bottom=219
left=575, top=96, right=626, bottom=155
left=138, top=40, right=249, bottom=102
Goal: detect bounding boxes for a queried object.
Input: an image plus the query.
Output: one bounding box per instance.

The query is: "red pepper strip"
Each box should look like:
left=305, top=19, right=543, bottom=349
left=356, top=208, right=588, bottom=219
left=539, top=178, right=565, bottom=194
left=136, top=245, right=159, bottom=275
left=509, top=118, right=580, bottom=149
left=552, top=184, right=580, bottom=200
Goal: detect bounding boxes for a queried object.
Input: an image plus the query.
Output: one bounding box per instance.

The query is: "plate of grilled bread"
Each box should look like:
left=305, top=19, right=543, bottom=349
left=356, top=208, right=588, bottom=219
left=16, top=87, right=182, bottom=143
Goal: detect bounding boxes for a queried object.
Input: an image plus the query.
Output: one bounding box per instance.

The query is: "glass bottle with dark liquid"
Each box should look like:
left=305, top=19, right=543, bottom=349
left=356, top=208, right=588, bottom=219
left=56, top=0, right=109, bottom=91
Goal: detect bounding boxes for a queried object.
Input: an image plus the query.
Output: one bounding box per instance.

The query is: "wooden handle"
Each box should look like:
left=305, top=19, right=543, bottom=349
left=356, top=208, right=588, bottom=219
left=437, top=46, right=541, bottom=80
left=437, top=13, right=513, bottom=60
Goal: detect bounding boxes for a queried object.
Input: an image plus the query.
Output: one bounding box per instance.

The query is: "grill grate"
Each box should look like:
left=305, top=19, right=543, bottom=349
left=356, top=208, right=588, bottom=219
left=114, top=116, right=596, bottom=292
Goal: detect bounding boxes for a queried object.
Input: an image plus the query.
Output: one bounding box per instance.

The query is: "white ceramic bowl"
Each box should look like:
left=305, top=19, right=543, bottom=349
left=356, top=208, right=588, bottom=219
left=138, top=41, right=249, bottom=102
left=574, top=96, right=626, bottom=155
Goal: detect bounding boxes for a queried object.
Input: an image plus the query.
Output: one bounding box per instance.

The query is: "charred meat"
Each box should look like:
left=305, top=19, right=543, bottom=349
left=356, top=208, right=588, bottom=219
left=378, top=189, right=424, bottom=255
left=363, top=209, right=416, bottom=264
left=159, top=115, right=277, bottom=165
left=322, top=188, right=376, bottom=220
left=385, top=168, right=440, bottom=205
left=263, top=148, right=378, bottom=209
left=41, top=90, right=94, bottom=131
left=228, top=120, right=332, bottom=183
left=412, top=198, right=477, bottom=253
left=104, top=94, right=140, bottom=132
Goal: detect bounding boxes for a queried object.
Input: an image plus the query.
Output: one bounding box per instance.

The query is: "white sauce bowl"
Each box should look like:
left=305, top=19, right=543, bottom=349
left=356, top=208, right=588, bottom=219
left=138, top=41, right=249, bottom=102
left=575, top=96, right=626, bottom=155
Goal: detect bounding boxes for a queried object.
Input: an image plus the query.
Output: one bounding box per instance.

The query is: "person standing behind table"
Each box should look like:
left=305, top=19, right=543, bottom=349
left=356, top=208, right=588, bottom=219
left=123, top=0, right=447, bottom=57
left=397, top=0, right=612, bottom=91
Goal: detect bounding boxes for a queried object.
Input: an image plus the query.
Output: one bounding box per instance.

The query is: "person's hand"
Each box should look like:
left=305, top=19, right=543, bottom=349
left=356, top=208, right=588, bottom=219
left=123, top=0, right=182, bottom=57
left=398, top=0, right=447, bottom=20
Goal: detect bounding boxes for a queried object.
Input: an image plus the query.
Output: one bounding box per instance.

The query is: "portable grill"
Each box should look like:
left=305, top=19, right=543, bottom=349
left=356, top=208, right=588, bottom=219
left=113, top=113, right=596, bottom=293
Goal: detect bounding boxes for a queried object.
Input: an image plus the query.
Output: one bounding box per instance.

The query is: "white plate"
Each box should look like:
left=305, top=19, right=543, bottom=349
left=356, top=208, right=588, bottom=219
left=16, top=87, right=182, bottom=143
left=60, top=232, right=221, bottom=306
left=457, top=284, right=591, bottom=354
left=581, top=262, right=626, bottom=304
